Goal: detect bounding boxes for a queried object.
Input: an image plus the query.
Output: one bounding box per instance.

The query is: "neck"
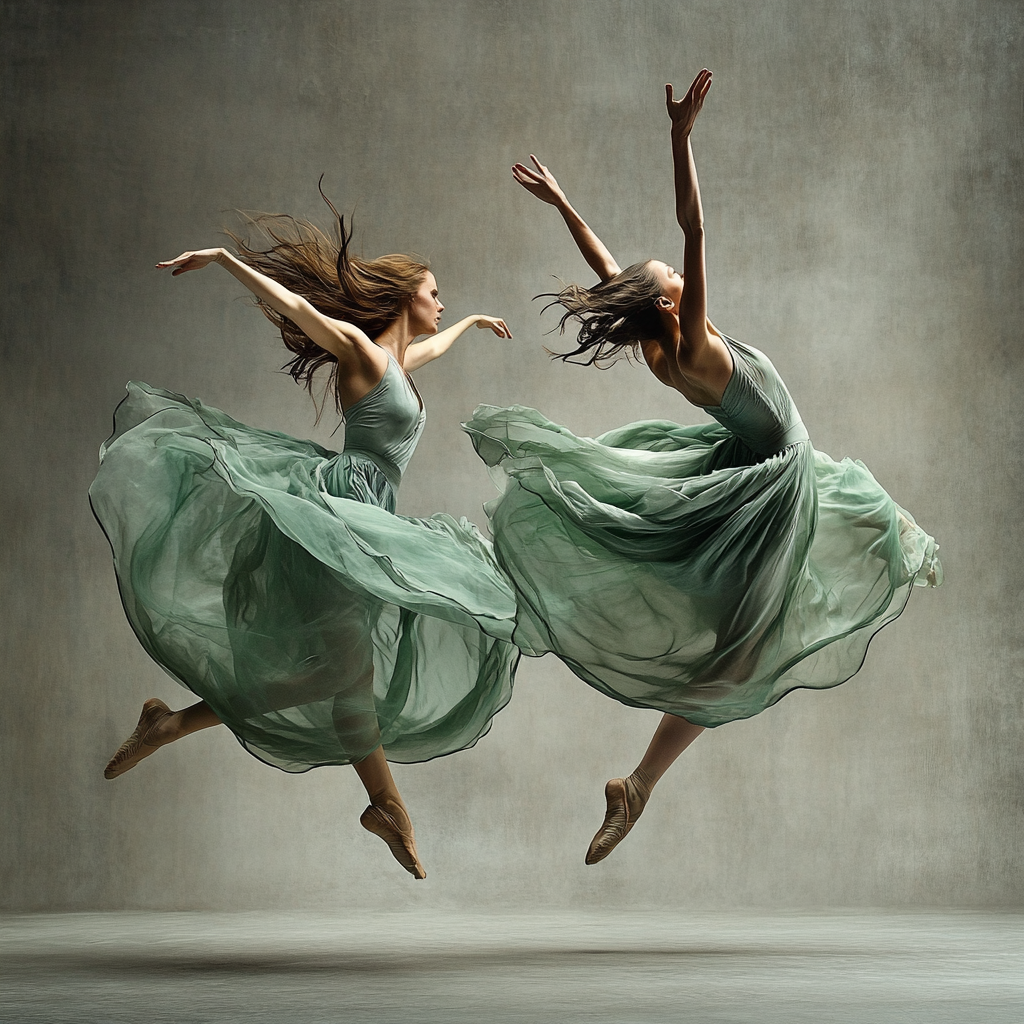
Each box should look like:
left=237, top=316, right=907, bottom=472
left=374, top=312, right=416, bottom=364
left=657, top=308, right=681, bottom=346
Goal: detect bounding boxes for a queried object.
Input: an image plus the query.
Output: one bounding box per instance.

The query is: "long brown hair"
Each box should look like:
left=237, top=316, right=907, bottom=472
left=545, top=260, right=664, bottom=367
left=228, top=182, right=429, bottom=413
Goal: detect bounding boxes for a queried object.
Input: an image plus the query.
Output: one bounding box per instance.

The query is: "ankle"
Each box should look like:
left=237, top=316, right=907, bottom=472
left=147, top=710, right=180, bottom=746
left=369, top=794, right=410, bottom=824
left=625, top=768, right=653, bottom=807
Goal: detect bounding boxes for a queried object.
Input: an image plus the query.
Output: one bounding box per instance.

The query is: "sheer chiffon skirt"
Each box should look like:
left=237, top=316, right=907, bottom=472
left=90, top=383, right=520, bottom=772
left=464, top=405, right=941, bottom=728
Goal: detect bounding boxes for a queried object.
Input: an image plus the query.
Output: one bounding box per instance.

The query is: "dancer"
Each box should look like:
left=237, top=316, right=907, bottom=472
left=91, top=201, right=518, bottom=879
left=465, top=69, right=941, bottom=864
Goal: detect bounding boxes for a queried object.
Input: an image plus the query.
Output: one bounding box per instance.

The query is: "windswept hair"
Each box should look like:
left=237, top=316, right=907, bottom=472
left=227, top=181, right=429, bottom=413
left=545, top=261, right=663, bottom=367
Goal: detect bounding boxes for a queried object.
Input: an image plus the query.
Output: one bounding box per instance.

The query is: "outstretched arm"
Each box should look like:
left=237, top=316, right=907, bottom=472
left=404, top=314, right=512, bottom=372
left=156, top=248, right=373, bottom=361
left=665, top=70, right=713, bottom=361
left=512, top=156, right=621, bottom=282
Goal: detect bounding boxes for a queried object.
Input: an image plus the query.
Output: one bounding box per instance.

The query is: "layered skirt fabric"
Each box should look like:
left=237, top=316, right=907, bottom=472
left=91, top=383, right=520, bottom=772
left=464, top=405, right=941, bottom=728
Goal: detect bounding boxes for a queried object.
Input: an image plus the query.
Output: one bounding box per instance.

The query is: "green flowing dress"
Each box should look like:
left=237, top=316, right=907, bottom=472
left=464, top=335, right=941, bottom=728
left=90, top=355, right=519, bottom=772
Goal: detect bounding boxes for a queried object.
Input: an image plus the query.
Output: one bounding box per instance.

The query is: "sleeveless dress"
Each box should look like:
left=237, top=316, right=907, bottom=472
left=90, top=355, right=519, bottom=772
left=464, top=335, right=941, bottom=728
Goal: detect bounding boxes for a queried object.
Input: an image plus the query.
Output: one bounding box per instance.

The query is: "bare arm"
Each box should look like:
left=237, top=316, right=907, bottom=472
left=665, top=71, right=714, bottom=361
left=155, top=247, right=374, bottom=362
left=512, top=156, right=621, bottom=282
left=404, top=314, right=512, bottom=372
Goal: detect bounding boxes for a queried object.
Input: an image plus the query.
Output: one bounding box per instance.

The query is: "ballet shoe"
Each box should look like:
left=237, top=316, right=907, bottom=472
left=585, top=777, right=645, bottom=865
left=103, top=698, right=172, bottom=779
left=360, top=804, right=427, bottom=880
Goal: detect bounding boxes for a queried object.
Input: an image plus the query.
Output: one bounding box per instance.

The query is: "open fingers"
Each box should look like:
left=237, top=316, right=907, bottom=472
left=667, top=71, right=712, bottom=122
left=156, top=251, right=207, bottom=276
left=695, top=73, right=713, bottom=112
left=512, top=167, right=546, bottom=193
left=155, top=251, right=191, bottom=269
left=691, top=68, right=712, bottom=101
left=479, top=317, right=512, bottom=338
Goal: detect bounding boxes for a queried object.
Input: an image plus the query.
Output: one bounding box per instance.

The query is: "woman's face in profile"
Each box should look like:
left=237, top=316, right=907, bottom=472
left=407, top=272, right=444, bottom=336
left=647, top=260, right=684, bottom=312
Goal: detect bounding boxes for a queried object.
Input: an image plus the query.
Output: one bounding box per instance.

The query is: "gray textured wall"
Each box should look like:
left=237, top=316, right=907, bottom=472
left=2, top=0, right=1021, bottom=911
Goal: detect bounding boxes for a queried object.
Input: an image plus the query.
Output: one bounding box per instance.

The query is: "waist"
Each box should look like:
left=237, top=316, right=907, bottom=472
left=317, top=451, right=399, bottom=512
left=739, top=418, right=810, bottom=457
left=342, top=447, right=403, bottom=491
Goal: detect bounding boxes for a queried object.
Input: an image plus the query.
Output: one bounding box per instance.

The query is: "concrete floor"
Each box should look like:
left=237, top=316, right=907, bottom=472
left=1, top=911, right=1021, bottom=1023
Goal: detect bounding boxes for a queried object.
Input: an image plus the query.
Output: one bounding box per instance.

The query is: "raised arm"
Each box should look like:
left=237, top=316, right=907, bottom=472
left=512, top=156, right=621, bottom=282
left=404, top=314, right=512, bottom=372
left=665, top=70, right=714, bottom=362
left=156, top=248, right=374, bottom=362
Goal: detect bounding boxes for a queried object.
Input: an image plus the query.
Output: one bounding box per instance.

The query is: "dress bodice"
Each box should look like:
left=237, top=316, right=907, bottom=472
left=699, top=335, right=809, bottom=456
left=341, top=354, right=426, bottom=489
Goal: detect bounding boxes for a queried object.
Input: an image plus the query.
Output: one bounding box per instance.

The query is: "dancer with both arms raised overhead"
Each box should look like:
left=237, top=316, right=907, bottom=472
left=465, top=69, right=941, bottom=864
left=92, top=200, right=518, bottom=880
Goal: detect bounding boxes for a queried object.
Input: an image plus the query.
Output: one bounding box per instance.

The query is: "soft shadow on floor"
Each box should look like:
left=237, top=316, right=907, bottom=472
left=2, top=911, right=1022, bottom=1024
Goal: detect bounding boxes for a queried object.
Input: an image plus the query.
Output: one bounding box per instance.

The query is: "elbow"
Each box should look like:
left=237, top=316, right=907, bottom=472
left=287, top=296, right=316, bottom=323
left=676, top=214, right=704, bottom=239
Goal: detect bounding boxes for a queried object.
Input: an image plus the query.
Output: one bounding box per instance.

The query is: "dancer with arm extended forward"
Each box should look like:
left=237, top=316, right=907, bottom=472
left=465, top=69, right=941, bottom=864
left=91, top=198, right=518, bottom=879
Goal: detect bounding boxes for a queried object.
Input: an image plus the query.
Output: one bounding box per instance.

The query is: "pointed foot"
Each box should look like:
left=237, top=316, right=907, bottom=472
left=360, top=804, right=426, bottom=880
left=585, top=777, right=645, bottom=865
left=103, top=698, right=172, bottom=780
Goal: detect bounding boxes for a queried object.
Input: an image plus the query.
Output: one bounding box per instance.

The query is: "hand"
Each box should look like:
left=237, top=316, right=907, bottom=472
left=156, top=248, right=225, bottom=275
left=665, top=69, right=712, bottom=138
left=511, top=155, right=566, bottom=207
left=473, top=315, right=512, bottom=339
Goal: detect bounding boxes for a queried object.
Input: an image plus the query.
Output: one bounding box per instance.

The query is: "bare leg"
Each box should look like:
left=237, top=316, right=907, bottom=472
left=585, top=712, right=704, bottom=865
left=103, top=699, right=222, bottom=779
left=634, top=712, right=706, bottom=789
left=585, top=583, right=773, bottom=864
left=104, top=629, right=426, bottom=877
left=353, top=745, right=426, bottom=880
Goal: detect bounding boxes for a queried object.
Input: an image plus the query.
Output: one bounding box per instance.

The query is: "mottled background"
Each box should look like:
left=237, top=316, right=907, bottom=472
left=2, top=0, right=1021, bottom=911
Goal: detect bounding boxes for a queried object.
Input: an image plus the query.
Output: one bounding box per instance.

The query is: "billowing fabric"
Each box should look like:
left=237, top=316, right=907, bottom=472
left=464, top=335, right=941, bottom=728
left=90, top=358, right=519, bottom=772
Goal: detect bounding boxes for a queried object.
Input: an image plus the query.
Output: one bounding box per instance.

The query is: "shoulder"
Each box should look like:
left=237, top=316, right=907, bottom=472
left=322, top=319, right=386, bottom=370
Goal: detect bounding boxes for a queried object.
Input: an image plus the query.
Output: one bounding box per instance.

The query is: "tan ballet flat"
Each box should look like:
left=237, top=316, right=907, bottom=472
left=360, top=804, right=427, bottom=879
left=103, top=698, right=172, bottom=779
left=585, top=777, right=644, bottom=865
